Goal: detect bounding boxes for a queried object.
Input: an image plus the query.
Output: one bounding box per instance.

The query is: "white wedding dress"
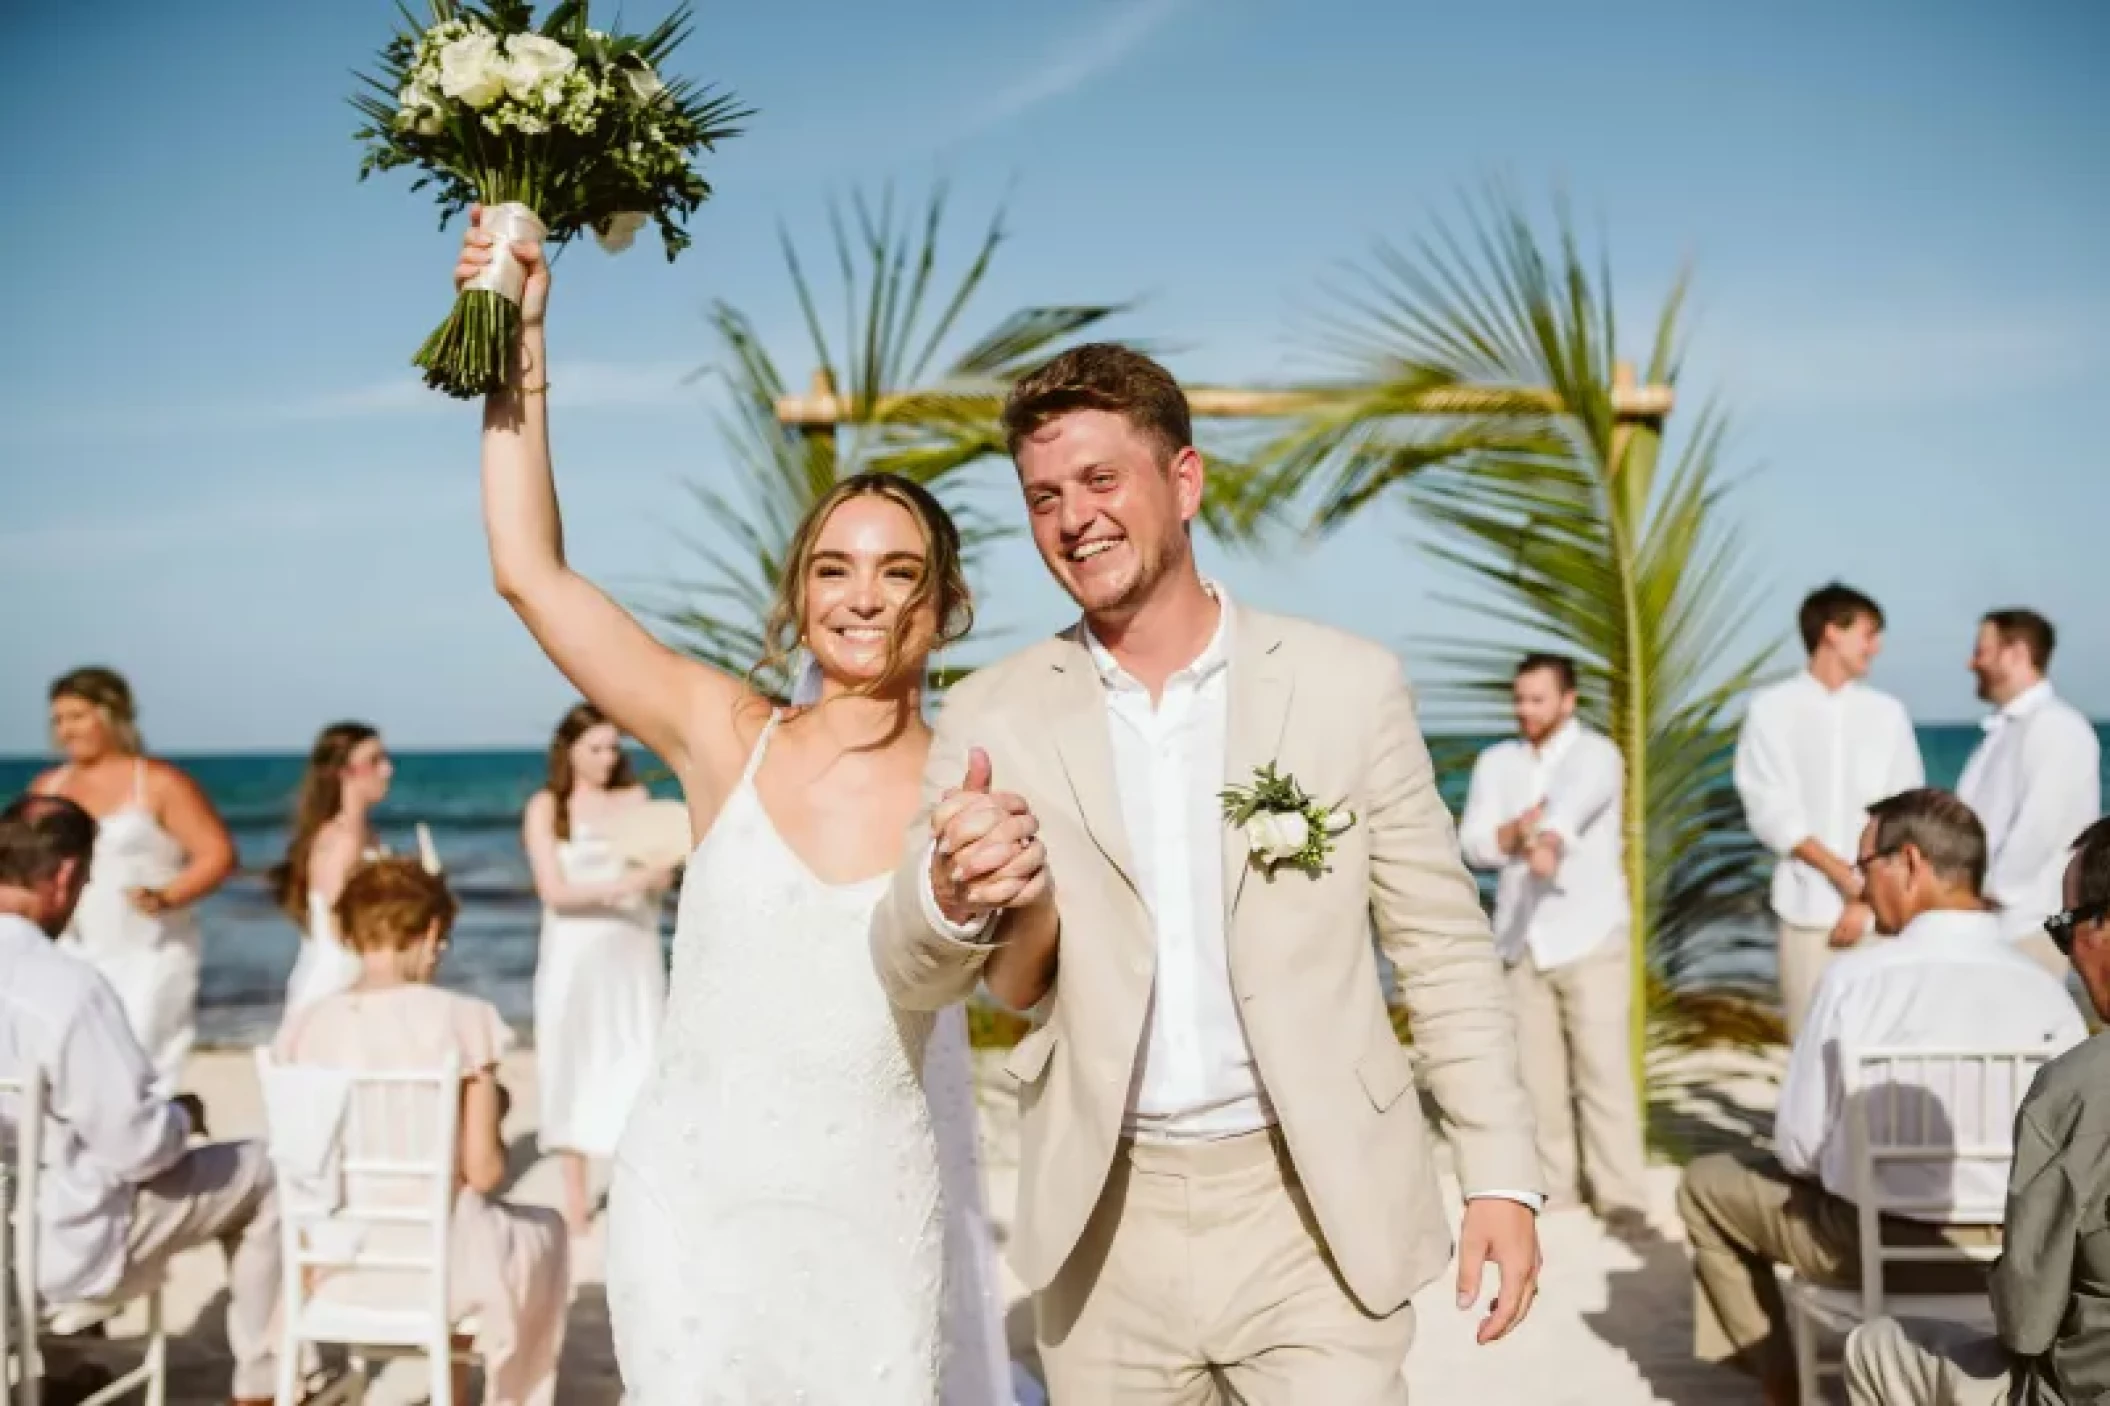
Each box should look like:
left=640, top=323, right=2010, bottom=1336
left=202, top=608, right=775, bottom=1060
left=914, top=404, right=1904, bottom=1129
left=606, top=716, right=1011, bottom=1405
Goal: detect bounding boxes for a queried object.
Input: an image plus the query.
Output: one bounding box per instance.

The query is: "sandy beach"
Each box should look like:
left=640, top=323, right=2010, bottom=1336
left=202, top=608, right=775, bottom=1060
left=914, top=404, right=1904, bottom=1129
left=46, top=1042, right=1788, bottom=1405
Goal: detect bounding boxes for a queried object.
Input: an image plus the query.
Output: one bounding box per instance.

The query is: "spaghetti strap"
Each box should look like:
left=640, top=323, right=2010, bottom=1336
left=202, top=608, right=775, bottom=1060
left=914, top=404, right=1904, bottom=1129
left=734, top=711, right=780, bottom=791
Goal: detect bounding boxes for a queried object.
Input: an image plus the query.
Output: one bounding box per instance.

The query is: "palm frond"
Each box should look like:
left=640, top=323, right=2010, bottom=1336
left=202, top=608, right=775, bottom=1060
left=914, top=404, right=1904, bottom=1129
left=1256, top=186, right=1783, bottom=1094
left=647, top=185, right=1136, bottom=692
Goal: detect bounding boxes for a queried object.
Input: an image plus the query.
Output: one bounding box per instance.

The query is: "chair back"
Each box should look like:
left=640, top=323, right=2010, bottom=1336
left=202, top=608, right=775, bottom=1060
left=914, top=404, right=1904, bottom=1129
left=1844, top=1044, right=2051, bottom=1318
left=0, top=1070, right=43, bottom=1406
left=255, top=1049, right=459, bottom=1346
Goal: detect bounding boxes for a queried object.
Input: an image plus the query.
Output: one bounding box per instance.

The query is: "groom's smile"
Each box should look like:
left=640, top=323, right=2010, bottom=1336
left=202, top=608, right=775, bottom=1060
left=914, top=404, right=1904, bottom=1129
left=1017, top=408, right=1205, bottom=618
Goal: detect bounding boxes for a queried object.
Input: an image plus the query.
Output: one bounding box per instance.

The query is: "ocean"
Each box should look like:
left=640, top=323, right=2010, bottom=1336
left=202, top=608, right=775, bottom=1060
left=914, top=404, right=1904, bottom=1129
left=1, top=723, right=2102, bottom=1045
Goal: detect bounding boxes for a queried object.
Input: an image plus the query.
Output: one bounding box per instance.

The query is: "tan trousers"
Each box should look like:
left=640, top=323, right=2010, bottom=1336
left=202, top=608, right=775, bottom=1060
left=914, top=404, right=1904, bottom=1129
left=47, top=1141, right=282, bottom=1400
left=1505, top=937, right=1648, bottom=1213
left=1037, top=1129, right=1415, bottom=1405
left=1677, top=1149, right=1996, bottom=1392
left=1778, top=921, right=1841, bottom=1039
left=1846, top=1316, right=2013, bottom=1406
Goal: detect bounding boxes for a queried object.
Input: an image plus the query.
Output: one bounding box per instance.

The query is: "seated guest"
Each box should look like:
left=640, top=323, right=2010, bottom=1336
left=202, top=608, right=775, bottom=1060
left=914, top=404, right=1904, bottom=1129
left=0, top=794, right=281, bottom=1406
left=1847, top=815, right=2110, bottom=1405
left=1677, top=788, right=2087, bottom=1405
left=275, top=856, right=568, bottom=1406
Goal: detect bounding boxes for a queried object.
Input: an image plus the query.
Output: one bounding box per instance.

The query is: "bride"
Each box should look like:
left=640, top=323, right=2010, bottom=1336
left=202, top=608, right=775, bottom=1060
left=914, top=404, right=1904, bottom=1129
left=455, top=209, right=1030, bottom=1404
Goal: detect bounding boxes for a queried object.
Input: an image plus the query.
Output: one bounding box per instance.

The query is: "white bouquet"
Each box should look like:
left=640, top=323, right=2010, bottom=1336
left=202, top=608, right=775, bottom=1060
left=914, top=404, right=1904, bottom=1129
left=355, top=0, right=747, bottom=398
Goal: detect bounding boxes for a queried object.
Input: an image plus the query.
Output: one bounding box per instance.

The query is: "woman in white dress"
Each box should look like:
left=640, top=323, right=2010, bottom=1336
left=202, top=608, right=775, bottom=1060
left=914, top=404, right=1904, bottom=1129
left=456, top=208, right=1029, bottom=1404
left=524, top=701, right=672, bottom=1234
left=32, top=666, right=237, bottom=1094
left=270, top=721, right=395, bottom=1019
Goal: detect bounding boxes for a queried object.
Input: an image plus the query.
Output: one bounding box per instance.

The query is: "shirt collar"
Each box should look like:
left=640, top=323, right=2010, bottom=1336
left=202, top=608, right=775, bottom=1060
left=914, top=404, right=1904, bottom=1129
left=0, top=912, right=50, bottom=953
left=1798, top=667, right=1859, bottom=699
left=1892, top=907, right=2003, bottom=947
left=1531, top=718, right=1582, bottom=762
left=1988, top=679, right=2055, bottom=730
left=1083, top=581, right=1234, bottom=694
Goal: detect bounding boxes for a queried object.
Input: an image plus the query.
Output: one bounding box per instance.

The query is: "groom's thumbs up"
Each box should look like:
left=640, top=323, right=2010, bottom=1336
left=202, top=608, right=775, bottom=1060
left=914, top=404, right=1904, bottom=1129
left=960, top=747, right=993, bottom=796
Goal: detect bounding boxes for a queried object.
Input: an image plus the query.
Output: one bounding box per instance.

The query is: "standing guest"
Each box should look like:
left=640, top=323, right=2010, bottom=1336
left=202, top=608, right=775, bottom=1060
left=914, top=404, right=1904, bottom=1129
left=1958, top=609, right=2101, bottom=979
left=1460, top=653, right=1647, bottom=1228
left=1677, top=789, right=2084, bottom=1406
left=0, top=794, right=281, bottom=1406
left=277, top=857, right=569, bottom=1406
left=1735, top=584, right=1923, bottom=1037
left=270, top=722, right=394, bottom=1020
left=525, top=702, right=672, bottom=1235
left=1846, top=814, right=2110, bottom=1405
left=31, top=666, right=237, bottom=1095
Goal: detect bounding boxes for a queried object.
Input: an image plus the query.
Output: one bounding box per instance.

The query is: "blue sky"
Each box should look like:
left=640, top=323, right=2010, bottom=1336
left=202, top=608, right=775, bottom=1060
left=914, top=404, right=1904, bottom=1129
left=3, top=0, right=2105, bottom=754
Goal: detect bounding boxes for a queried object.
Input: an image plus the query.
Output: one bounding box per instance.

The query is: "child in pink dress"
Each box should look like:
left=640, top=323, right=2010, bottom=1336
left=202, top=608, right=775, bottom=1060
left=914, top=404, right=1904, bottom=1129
left=275, top=857, right=569, bottom=1406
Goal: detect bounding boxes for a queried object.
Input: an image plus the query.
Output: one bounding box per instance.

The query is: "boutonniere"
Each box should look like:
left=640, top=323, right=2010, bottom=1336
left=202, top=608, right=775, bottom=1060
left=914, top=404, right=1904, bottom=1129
left=1220, top=763, right=1355, bottom=877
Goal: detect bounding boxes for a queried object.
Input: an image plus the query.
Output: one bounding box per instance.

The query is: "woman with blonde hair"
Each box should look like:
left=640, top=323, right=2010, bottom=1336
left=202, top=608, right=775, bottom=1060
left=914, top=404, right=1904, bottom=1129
left=275, top=857, right=569, bottom=1406
left=269, top=721, right=395, bottom=1018
left=524, top=701, right=671, bottom=1234
left=456, top=211, right=1023, bottom=1402
left=33, top=666, right=236, bottom=1092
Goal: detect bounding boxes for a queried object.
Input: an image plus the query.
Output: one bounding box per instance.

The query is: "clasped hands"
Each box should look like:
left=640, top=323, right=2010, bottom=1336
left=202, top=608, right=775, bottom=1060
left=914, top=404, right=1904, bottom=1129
left=929, top=748, right=1051, bottom=929
left=1499, top=803, right=1563, bottom=881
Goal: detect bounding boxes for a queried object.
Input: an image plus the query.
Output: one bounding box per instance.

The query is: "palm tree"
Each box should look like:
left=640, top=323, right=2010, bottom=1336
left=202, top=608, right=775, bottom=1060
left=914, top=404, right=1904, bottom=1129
left=1254, top=188, right=1782, bottom=1095
left=651, top=184, right=1131, bottom=695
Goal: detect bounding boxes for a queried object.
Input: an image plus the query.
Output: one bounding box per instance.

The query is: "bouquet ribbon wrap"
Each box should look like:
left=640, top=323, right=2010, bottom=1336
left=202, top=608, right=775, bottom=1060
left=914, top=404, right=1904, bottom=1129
left=467, top=202, right=549, bottom=306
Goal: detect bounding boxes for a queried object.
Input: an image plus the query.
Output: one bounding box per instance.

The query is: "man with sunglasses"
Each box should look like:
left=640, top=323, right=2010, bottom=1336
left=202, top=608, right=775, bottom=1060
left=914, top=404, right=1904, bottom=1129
left=1847, top=815, right=2110, bottom=1405
left=1677, top=789, right=2085, bottom=1406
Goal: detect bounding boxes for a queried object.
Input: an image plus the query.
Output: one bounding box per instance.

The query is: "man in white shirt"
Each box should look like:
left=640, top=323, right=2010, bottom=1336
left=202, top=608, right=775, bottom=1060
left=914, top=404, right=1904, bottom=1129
left=0, top=795, right=282, bottom=1406
left=1958, top=608, right=2102, bottom=981
left=1676, top=788, right=2084, bottom=1405
left=1460, top=653, right=1645, bottom=1226
left=1735, top=582, right=1924, bottom=1037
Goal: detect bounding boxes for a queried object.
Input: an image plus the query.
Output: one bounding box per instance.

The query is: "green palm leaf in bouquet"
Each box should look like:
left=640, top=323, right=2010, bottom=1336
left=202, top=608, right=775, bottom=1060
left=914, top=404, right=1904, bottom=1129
left=353, top=0, right=748, bottom=398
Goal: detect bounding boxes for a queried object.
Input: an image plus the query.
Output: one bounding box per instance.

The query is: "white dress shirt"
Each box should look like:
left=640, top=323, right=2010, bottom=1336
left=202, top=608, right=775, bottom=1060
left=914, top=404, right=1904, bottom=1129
left=0, top=913, right=192, bottom=1301
left=1459, top=721, right=1629, bottom=970
left=1772, top=907, right=2085, bottom=1219
left=1956, top=681, right=2103, bottom=941
left=1734, top=671, right=1924, bottom=929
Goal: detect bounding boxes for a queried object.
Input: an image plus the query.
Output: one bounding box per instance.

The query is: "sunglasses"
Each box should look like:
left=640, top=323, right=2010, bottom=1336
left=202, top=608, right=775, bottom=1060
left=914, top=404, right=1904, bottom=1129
left=2044, top=902, right=2109, bottom=959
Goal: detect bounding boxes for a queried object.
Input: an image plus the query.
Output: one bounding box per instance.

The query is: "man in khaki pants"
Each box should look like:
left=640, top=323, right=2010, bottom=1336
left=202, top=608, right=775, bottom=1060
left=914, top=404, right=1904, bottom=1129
left=1460, top=653, right=1647, bottom=1229
left=1734, top=583, right=1923, bottom=1037
left=871, top=344, right=1542, bottom=1404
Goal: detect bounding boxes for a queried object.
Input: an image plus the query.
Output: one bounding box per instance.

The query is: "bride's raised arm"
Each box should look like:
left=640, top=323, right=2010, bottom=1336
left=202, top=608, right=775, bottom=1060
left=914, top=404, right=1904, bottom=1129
left=461, top=207, right=756, bottom=795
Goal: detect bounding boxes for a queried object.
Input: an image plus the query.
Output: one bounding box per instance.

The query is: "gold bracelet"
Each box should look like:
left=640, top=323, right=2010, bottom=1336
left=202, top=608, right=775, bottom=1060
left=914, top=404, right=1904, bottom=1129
left=518, top=382, right=550, bottom=396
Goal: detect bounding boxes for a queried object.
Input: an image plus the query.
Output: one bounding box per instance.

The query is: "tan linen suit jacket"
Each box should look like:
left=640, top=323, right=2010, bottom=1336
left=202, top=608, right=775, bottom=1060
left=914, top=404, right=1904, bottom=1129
left=870, top=604, right=1539, bottom=1315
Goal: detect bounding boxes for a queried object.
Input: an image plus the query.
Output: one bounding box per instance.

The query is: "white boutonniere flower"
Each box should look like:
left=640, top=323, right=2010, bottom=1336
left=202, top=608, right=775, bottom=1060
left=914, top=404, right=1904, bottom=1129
left=1220, top=763, right=1355, bottom=877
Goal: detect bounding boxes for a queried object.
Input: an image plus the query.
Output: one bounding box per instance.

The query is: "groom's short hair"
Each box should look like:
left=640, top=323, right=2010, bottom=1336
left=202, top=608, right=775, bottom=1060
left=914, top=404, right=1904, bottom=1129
left=1003, top=343, right=1193, bottom=465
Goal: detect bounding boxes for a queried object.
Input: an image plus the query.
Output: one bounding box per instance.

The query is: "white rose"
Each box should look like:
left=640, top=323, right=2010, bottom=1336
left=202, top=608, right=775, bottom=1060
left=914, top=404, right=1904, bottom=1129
left=503, top=33, right=577, bottom=105
left=1244, top=811, right=1309, bottom=863
left=436, top=32, right=507, bottom=110
left=397, top=82, right=443, bottom=135
left=619, top=57, right=664, bottom=104
left=593, top=210, right=651, bottom=254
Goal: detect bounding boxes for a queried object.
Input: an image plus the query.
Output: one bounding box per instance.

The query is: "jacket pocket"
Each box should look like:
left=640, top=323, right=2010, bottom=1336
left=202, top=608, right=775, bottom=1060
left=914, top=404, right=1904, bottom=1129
left=1004, top=1024, right=1059, bottom=1085
left=1356, top=1036, right=1416, bottom=1112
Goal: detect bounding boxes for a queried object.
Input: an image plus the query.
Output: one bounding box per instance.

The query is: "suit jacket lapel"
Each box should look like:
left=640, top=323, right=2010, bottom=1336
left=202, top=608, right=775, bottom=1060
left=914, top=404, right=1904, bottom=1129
left=1047, top=631, right=1141, bottom=897
left=1222, top=610, right=1293, bottom=922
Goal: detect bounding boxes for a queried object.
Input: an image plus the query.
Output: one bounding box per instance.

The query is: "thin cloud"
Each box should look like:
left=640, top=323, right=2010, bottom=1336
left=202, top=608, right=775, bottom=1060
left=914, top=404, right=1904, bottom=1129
left=957, top=0, right=1190, bottom=135
left=0, top=360, right=706, bottom=446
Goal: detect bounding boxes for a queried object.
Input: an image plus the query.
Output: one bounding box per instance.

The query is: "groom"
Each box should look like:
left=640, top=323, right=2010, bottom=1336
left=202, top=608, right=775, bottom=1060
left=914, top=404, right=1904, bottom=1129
left=871, top=344, right=1544, bottom=1403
